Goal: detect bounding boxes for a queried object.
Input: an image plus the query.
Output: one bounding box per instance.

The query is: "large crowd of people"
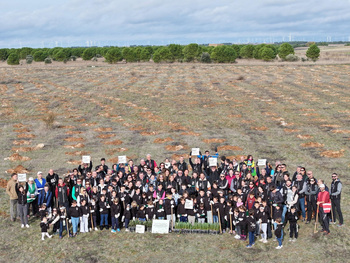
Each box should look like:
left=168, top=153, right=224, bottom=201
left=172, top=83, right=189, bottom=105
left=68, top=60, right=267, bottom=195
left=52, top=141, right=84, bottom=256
left=6, top=151, right=344, bottom=249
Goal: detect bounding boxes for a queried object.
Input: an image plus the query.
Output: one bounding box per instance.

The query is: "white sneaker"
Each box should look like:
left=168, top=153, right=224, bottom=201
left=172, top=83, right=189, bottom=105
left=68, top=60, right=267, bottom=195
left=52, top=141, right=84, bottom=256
left=263, top=239, right=268, bottom=243
left=125, top=228, right=130, bottom=232
left=48, top=235, right=52, bottom=238
left=21, top=224, right=24, bottom=228
left=276, top=246, right=282, bottom=249
left=234, top=235, right=240, bottom=239
left=289, top=238, right=293, bottom=242
left=292, top=238, right=296, bottom=242
left=25, top=224, right=29, bottom=228
left=95, top=227, right=98, bottom=231
left=259, top=238, right=264, bottom=242
left=42, top=238, right=45, bottom=241
left=89, top=228, right=92, bottom=232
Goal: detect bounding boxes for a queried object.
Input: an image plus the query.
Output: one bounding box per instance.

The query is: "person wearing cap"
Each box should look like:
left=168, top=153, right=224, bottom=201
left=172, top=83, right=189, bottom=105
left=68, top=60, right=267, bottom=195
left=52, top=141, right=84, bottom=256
left=330, top=173, right=343, bottom=226
left=27, top=177, right=38, bottom=217
left=6, top=173, right=18, bottom=221
left=317, top=184, right=330, bottom=234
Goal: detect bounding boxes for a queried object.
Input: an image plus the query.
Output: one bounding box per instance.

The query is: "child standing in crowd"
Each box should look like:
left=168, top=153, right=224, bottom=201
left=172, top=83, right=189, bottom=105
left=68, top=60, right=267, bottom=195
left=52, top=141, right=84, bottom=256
left=89, top=198, right=98, bottom=231
left=275, top=218, right=283, bottom=249
left=156, top=199, right=166, bottom=220
left=137, top=205, right=147, bottom=222
left=59, top=207, right=69, bottom=238
left=287, top=206, right=298, bottom=242
left=16, top=182, right=29, bottom=228
left=79, top=199, right=89, bottom=233
left=258, top=205, right=268, bottom=243
left=123, top=204, right=131, bottom=231
left=99, top=195, right=109, bottom=230
left=197, top=203, right=206, bottom=223
left=246, top=209, right=256, bottom=248
left=177, top=198, right=188, bottom=222
left=40, top=217, right=52, bottom=240
left=111, top=198, right=121, bottom=233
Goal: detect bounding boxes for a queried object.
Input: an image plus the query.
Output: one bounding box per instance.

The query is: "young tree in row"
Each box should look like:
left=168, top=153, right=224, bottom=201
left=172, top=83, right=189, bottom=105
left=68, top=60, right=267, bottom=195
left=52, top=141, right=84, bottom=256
left=306, top=44, right=320, bottom=62
left=153, top=47, right=174, bottom=63
left=7, top=53, right=20, bottom=65
left=210, top=45, right=237, bottom=63
left=278, top=43, right=294, bottom=60
left=183, top=43, right=200, bottom=62
left=105, top=48, right=123, bottom=63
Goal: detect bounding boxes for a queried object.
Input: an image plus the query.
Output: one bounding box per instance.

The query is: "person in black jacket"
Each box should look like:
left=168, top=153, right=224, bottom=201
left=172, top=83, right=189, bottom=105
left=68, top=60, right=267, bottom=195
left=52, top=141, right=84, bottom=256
left=79, top=199, right=89, bottom=233
left=68, top=200, right=80, bottom=236
left=16, top=182, right=29, bottom=228
left=78, top=161, right=93, bottom=179
left=99, top=195, right=109, bottom=230
left=246, top=209, right=256, bottom=248
left=40, top=217, right=52, bottom=240
left=46, top=169, right=59, bottom=208
left=111, top=198, right=121, bottom=233
left=287, top=206, right=298, bottom=241
left=275, top=217, right=283, bottom=249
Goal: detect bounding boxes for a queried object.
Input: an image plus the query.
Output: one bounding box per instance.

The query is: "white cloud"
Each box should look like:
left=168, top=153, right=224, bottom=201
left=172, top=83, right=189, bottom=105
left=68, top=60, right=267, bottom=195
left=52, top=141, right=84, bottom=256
left=1, top=0, right=350, bottom=47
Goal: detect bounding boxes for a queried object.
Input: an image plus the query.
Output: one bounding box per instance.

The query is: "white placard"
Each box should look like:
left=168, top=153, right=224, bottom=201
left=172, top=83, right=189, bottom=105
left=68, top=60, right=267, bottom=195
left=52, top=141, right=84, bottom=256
left=118, top=155, right=127, bottom=164
left=82, top=155, right=91, bottom=164
left=18, top=173, right=27, bottom=182
left=257, top=159, right=267, bottom=166
left=191, top=148, right=200, bottom=156
left=152, top=219, right=170, bottom=234
left=135, top=224, right=145, bottom=233
left=209, top=157, right=217, bottom=167
left=185, top=199, right=193, bottom=210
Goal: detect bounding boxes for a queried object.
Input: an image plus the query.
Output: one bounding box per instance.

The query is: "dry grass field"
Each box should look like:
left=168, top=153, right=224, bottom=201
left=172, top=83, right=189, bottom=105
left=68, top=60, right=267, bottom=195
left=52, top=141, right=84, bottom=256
left=0, top=45, right=349, bottom=262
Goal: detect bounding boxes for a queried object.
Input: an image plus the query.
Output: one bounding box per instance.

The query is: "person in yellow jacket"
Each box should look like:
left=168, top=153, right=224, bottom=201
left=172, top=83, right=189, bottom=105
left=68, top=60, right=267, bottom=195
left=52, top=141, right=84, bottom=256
left=6, top=173, right=18, bottom=221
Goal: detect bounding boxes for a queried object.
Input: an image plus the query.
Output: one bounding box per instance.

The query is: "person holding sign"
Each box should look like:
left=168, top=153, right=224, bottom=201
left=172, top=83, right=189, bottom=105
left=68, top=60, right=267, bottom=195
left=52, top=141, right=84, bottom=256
left=78, top=158, right=92, bottom=179
left=189, top=151, right=203, bottom=175
left=6, top=173, right=18, bottom=222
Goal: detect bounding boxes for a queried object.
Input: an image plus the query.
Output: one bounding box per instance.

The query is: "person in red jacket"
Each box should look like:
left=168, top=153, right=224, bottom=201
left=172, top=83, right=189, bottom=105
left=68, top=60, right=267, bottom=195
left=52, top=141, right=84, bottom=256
left=317, top=184, right=330, bottom=234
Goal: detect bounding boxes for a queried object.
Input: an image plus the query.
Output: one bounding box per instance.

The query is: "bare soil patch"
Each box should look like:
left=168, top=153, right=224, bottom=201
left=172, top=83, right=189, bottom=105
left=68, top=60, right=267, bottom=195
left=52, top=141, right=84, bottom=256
left=12, top=140, right=31, bottom=145
left=64, top=137, right=85, bottom=142
left=103, top=139, right=123, bottom=146
left=6, top=165, right=30, bottom=174
left=300, top=142, right=324, bottom=148
left=97, top=134, right=115, bottom=139
left=105, top=148, right=129, bottom=155
left=154, top=138, right=173, bottom=144
left=218, top=145, right=243, bottom=151
left=63, top=143, right=85, bottom=149
left=202, top=138, right=226, bottom=144
left=320, top=149, right=345, bottom=158
left=4, top=153, right=31, bottom=161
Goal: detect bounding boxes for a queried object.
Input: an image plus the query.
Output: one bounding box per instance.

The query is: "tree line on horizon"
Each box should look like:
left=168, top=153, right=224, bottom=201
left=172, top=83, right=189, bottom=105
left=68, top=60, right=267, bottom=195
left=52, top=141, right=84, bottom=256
left=0, top=42, right=321, bottom=65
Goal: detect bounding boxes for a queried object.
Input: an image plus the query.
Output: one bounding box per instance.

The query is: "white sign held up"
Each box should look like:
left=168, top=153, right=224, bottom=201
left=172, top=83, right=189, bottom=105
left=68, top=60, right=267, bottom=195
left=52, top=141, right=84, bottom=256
left=152, top=219, right=170, bottom=234
left=209, top=157, right=217, bottom=167
left=184, top=199, right=194, bottom=210
left=82, top=155, right=91, bottom=164
left=18, top=173, right=27, bottom=182
left=191, top=148, right=200, bottom=156
left=257, top=159, right=267, bottom=166
left=118, top=155, right=127, bottom=164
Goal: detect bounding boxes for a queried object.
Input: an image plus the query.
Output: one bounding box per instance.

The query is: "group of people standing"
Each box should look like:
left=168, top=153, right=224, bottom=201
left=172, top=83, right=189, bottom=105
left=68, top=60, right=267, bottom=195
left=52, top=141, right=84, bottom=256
left=5, top=152, right=344, bottom=247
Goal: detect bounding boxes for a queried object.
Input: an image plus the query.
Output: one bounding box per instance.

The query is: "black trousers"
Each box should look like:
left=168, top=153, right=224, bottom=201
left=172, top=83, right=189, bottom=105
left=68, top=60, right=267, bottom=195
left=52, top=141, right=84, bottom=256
left=289, top=223, right=298, bottom=238
left=319, top=207, right=329, bottom=233
left=331, top=198, right=343, bottom=225
left=306, top=197, right=317, bottom=221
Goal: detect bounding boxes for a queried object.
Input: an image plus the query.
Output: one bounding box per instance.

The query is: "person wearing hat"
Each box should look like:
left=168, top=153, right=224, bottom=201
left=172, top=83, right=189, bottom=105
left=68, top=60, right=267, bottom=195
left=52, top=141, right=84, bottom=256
left=6, top=173, right=18, bottom=222
left=27, top=177, right=38, bottom=217
left=317, top=184, right=330, bottom=234
left=330, top=173, right=343, bottom=226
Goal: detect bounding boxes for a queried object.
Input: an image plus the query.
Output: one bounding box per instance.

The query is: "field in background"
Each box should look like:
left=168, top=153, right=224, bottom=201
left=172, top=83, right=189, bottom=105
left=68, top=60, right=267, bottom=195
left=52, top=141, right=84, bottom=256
left=0, top=47, right=349, bottom=262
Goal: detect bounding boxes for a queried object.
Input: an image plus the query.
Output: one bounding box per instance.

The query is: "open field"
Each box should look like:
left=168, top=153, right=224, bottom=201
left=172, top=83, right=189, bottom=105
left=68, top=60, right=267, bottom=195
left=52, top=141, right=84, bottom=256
left=0, top=46, right=350, bottom=262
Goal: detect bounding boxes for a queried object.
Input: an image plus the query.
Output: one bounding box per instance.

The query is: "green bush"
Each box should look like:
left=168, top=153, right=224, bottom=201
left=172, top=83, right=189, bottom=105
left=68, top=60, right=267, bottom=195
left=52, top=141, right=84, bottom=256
left=183, top=43, right=199, bottom=62
left=211, top=46, right=236, bottom=63
left=153, top=47, right=174, bottom=63
left=33, top=50, right=48, bottom=62
left=140, top=48, right=151, bottom=62
left=261, top=47, right=276, bottom=61
left=168, top=44, right=184, bottom=61
left=7, top=53, right=20, bottom=65
left=278, top=43, right=295, bottom=60
left=122, top=48, right=138, bottom=62
left=0, top=49, right=9, bottom=61
left=200, top=52, right=211, bottom=63
left=239, top=44, right=255, bottom=59
left=306, top=44, right=320, bottom=61
left=82, top=48, right=96, bottom=60
left=285, top=54, right=299, bottom=62
left=105, top=48, right=122, bottom=63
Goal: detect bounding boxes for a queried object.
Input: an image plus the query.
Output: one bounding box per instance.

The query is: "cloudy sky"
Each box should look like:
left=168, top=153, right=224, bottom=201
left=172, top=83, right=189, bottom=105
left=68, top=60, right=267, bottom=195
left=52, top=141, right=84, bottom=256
left=1, top=0, right=350, bottom=48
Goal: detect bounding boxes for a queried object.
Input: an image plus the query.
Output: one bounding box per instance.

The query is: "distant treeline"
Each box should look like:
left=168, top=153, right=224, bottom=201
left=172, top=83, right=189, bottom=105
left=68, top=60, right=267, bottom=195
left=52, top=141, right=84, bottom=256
left=0, top=41, right=329, bottom=65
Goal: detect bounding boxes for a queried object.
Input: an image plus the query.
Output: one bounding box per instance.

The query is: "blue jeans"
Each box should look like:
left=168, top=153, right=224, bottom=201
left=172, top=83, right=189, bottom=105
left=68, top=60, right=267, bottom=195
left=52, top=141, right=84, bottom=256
left=282, top=205, right=288, bottom=223
left=59, top=220, right=68, bottom=237
left=112, top=217, right=119, bottom=229
left=249, top=231, right=255, bottom=246
left=277, top=237, right=282, bottom=247
left=138, top=218, right=146, bottom=222
left=180, top=216, right=188, bottom=222
left=299, top=197, right=306, bottom=219
left=125, top=219, right=130, bottom=228
left=100, top=214, right=108, bottom=226
left=71, top=217, right=79, bottom=234
left=213, top=215, right=218, bottom=223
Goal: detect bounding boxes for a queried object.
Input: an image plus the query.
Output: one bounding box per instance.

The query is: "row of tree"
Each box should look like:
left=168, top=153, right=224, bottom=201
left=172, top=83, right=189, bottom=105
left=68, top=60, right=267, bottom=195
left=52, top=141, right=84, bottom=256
left=0, top=43, right=320, bottom=65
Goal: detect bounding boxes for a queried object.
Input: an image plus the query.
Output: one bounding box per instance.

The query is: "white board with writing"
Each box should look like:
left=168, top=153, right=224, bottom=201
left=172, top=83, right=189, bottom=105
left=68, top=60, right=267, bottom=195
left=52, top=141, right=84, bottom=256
left=82, top=155, right=91, bottom=164
left=185, top=199, right=193, bottom=210
left=152, top=219, right=169, bottom=234
left=209, top=157, right=217, bottom=167
left=135, top=224, right=145, bottom=233
left=257, top=159, right=267, bottom=166
left=191, top=148, right=200, bottom=156
left=118, top=155, right=127, bottom=164
left=18, top=173, right=27, bottom=182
